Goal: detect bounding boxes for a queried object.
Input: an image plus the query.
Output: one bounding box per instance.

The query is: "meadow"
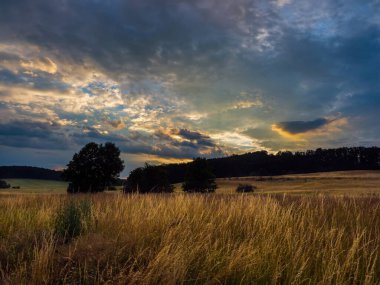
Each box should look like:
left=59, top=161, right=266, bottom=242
left=0, top=171, right=379, bottom=284
left=1, top=179, right=68, bottom=194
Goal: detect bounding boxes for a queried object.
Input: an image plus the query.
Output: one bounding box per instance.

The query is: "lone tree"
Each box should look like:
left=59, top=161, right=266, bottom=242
left=124, top=164, right=173, bottom=193
left=63, top=142, right=124, bottom=193
left=182, top=157, right=217, bottom=193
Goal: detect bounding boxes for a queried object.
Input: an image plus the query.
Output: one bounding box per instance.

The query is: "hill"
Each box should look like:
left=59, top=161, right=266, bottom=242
left=0, top=166, right=63, bottom=180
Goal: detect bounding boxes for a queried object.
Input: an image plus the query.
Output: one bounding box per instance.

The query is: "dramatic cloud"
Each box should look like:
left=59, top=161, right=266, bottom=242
left=0, top=0, right=379, bottom=174
left=272, top=117, right=348, bottom=141
left=0, top=120, right=70, bottom=150
left=274, top=118, right=331, bottom=134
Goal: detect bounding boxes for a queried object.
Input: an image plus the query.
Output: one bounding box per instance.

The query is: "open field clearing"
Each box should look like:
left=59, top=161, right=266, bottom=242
left=0, top=193, right=379, bottom=284
left=1, top=180, right=123, bottom=194
left=174, top=170, right=380, bottom=196
left=1, top=179, right=68, bottom=194
left=1, top=171, right=380, bottom=197
left=2, top=171, right=380, bottom=196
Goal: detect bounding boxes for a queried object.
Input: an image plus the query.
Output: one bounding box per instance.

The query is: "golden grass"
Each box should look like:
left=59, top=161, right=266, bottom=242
left=0, top=193, right=379, bottom=284
left=212, top=170, right=380, bottom=195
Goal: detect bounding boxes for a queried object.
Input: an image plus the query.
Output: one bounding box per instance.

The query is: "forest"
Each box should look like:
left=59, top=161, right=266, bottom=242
left=163, top=147, right=380, bottom=183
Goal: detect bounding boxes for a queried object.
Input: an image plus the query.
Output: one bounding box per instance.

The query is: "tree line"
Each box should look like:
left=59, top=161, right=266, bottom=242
left=163, top=147, right=380, bottom=183
left=0, top=166, right=63, bottom=180
left=61, top=143, right=380, bottom=193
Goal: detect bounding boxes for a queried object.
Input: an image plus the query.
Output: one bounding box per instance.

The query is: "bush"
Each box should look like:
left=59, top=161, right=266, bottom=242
left=0, top=180, right=10, bottom=189
left=54, top=199, right=92, bottom=242
left=236, top=184, right=256, bottom=193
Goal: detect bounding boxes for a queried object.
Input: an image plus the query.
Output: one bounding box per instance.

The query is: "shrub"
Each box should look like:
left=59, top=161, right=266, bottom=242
left=54, top=199, right=92, bottom=242
left=0, top=180, right=10, bottom=189
left=236, top=184, right=256, bottom=193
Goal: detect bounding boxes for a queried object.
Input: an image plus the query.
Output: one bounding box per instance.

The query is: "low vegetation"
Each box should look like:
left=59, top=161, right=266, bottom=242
left=54, top=199, right=93, bottom=243
left=0, top=179, right=10, bottom=189
left=0, top=193, right=379, bottom=284
left=236, top=183, right=256, bottom=193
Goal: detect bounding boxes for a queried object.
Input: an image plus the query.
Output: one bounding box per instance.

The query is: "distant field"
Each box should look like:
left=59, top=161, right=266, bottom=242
left=1, top=179, right=124, bottom=194
left=3, top=170, right=380, bottom=196
left=175, top=170, right=380, bottom=196
left=1, top=179, right=68, bottom=193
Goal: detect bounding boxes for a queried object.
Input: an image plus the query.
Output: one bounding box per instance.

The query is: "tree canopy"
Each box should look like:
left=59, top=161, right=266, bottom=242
left=182, top=157, right=217, bottom=193
left=124, top=163, right=173, bottom=193
left=63, top=142, right=124, bottom=193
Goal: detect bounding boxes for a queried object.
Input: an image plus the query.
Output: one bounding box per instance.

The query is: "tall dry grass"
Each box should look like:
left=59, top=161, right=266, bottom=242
left=0, top=193, right=379, bottom=284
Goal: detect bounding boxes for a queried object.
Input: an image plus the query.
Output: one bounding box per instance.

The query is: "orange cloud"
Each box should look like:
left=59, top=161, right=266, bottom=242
left=272, top=117, right=348, bottom=141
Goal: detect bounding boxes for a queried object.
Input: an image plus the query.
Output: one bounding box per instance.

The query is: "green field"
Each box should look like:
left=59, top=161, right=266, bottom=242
left=1, top=179, right=68, bottom=193
left=1, top=179, right=126, bottom=194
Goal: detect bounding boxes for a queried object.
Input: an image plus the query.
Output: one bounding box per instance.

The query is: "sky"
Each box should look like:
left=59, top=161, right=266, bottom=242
left=0, top=0, right=379, bottom=175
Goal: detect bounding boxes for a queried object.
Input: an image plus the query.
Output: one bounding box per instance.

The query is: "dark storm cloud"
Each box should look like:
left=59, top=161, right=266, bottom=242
left=71, top=127, right=222, bottom=160
left=275, top=118, right=330, bottom=134
left=176, top=129, right=217, bottom=148
left=130, top=129, right=222, bottom=159
left=0, top=118, right=221, bottom=160
left=0, top=0, right=234, bottom=78
left=0, top=120, right=70, bottom=149
left=0, top=52, right=21, bottom=62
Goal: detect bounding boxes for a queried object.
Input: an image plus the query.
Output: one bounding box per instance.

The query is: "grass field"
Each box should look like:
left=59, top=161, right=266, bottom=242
left=0, top=171, right=379, bottom=284
left=176, top=170, right=380, bottom=196
left=3, top=170, right=380, bottom=196
left=1, top=179, right=68, bottom=193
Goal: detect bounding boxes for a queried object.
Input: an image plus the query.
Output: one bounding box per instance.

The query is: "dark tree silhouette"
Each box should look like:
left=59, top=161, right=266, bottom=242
left=63, top=142, right=124, bottom=193
left=124, top=163, right=173, bottom=193
left=0, top=180, right=10, bottom=189
left=0, top=166, right=62, bottom=180
left=182, top=158, right=217, bottom=193
left=147, top=147, right=380, bottom=184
